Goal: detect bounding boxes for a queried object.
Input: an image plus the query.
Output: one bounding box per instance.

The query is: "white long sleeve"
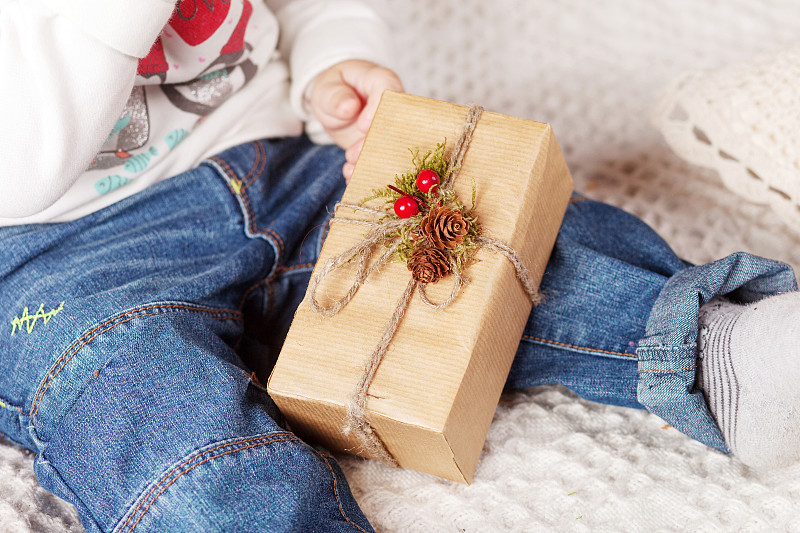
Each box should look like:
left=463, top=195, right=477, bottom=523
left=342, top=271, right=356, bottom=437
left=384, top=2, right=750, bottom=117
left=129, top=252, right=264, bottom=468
left=0, top=0, right=393, bottom=224
left=0, top=0, right=173, bottom=218
left=268, top=0, right=392, bottom=124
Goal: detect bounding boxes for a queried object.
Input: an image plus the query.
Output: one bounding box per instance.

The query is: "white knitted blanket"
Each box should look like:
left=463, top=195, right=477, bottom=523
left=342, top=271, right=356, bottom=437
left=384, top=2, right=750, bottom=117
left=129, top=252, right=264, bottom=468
left=4, top=1, right=800, bottom=531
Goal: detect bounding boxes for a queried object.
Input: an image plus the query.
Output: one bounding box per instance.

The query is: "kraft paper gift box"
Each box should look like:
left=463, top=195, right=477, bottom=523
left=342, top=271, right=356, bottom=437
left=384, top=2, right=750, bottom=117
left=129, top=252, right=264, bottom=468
left=267, top=91, right=573, bottom=483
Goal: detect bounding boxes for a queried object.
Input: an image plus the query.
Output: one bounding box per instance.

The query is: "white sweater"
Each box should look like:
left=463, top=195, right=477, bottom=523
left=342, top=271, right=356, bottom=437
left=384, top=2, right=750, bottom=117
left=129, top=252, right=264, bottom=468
left=0, top=0, right=391, bottom=224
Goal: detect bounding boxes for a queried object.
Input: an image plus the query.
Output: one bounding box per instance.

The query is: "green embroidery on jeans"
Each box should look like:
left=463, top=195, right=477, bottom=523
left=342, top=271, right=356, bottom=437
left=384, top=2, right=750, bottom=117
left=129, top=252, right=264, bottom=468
left=10, top=302, right=65, bottom=336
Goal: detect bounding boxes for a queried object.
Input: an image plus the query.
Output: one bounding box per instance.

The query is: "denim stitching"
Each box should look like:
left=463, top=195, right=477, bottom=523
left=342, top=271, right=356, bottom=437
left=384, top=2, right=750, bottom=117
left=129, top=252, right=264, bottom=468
left=637, top=345, right=694, bottom=352
left=209, top=142, right=267, bottom=193
left=10, top=301, right=65, bottom=336
left=236, top=276, right=273, bottom=316
left=312, top=449, right=370, bottom=533
left=241, top=141, right=267, bottom=191
left=276, top=263, right=315, bottom=275
left=638, top=365, right=696, bottom=373
left=523, top=335, right=637, bottom=358
left=237, top=279, right=263, bottom=311
left=237, top=262, right=315, bottom=311
left=209, top=151, right=286, bottom=263
left=30, top=303, right=242, bottom=421
left=118, top=433, right=300, bottom=533
left=240, top=188, right=286, bottom=259
left=211, top=157, right=245, bottom=198
left=0, top=395, right=25, bottom=415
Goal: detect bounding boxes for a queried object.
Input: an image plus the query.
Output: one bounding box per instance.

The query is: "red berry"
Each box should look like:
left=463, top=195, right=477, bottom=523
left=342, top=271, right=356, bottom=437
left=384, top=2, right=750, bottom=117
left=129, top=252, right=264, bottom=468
left=394, top=195, right=419, bottom=218
left=416, top=169, right=440, bottom=193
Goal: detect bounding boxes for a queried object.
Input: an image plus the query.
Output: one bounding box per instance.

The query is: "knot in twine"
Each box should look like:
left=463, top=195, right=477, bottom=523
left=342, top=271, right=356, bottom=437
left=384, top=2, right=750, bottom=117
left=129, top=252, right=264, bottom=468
left=308, top=105, right=542, bottom=466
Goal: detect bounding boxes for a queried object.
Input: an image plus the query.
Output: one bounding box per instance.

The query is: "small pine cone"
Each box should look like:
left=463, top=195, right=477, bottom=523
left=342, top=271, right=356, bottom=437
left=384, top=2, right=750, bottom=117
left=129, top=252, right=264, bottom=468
left=407, top=246, right=451, bottom=283
left=419, top=206, right=470, bottom=249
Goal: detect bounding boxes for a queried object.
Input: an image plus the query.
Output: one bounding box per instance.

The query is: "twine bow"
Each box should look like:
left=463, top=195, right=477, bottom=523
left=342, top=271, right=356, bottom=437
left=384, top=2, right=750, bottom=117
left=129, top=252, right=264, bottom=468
left=308, top=105, right=542, bottom=466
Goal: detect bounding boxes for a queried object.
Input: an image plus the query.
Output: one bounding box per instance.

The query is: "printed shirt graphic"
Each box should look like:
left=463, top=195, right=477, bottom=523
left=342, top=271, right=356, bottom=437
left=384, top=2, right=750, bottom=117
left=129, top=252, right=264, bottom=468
left=0, top=0, right=391, bottom=225
left=86, top=0, right=270, bottom=198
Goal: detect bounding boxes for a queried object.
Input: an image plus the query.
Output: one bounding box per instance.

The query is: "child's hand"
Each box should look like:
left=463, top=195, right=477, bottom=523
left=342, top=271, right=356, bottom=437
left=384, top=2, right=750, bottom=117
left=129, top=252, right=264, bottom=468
left=309, top=59, right=404, bottom=181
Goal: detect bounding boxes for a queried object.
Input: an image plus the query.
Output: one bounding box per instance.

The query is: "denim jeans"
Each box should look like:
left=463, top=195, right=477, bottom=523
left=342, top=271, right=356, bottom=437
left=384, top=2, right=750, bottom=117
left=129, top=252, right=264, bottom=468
left=0, top=136, right=795, bottom=532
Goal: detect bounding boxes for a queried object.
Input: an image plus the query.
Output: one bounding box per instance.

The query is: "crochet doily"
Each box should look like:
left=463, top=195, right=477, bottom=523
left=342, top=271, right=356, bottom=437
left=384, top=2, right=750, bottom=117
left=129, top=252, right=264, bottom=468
left=4, top=1, right=800, bottom=532
left=653, top=44, right=800, bottom=234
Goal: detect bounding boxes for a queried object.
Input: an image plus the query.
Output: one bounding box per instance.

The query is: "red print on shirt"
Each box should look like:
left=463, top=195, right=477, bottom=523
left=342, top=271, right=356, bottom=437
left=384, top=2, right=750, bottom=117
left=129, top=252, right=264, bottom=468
left=220, top=0, right=252, bottom=56
left=137, top=36, right=168, bottom=80
left=170, top=0, right=232, bottom=46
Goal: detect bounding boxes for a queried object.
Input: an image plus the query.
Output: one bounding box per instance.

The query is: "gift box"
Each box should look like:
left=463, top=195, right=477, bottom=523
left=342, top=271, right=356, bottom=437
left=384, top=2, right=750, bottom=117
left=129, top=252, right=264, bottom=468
left=267, top=91, right=573, bottom=483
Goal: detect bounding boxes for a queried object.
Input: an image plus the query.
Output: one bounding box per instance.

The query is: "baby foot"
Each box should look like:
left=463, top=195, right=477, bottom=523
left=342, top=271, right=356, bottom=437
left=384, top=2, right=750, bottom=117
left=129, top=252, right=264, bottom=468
left=696, top=292, right=800, bottom=468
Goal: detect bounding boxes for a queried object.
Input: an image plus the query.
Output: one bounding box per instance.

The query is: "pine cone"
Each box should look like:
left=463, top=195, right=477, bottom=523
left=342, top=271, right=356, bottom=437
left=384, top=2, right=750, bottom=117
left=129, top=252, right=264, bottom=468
left=419, top=206, right=469, bottom=249
left=407, top=245, right=450, bottom=283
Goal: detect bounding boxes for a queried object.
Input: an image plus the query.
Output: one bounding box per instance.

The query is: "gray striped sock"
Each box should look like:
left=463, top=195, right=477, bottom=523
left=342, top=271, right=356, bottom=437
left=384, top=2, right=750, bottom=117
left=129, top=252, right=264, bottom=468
left=695, top=293, right=800, bottom=469
left=696, top=299, right=742, bottom=453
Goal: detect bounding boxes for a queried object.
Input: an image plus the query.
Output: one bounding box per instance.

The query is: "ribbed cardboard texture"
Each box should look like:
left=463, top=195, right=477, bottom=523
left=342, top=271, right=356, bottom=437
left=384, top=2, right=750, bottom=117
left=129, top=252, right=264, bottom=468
left=268, top=92, right=573, bottom=483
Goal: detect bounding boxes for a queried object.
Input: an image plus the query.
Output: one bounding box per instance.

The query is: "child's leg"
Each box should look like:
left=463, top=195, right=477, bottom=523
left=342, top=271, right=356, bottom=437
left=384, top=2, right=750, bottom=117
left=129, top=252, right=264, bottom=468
left=506, top=196, right=797, bottom=459
left=0, top=138, right=371, bottom=533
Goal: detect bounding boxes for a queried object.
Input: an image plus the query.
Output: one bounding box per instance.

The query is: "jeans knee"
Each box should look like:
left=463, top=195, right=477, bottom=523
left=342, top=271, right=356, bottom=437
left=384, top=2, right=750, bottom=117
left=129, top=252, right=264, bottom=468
left=34, top=327, right=371, bottom=532
left=28, top=303, right=250, bottom=444
left=111, top=437, right=372, bottom=533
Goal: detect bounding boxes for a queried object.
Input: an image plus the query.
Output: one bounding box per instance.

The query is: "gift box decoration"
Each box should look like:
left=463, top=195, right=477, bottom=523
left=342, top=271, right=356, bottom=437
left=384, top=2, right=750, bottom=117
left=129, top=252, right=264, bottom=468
left=267, top=91, right=573, bottom=483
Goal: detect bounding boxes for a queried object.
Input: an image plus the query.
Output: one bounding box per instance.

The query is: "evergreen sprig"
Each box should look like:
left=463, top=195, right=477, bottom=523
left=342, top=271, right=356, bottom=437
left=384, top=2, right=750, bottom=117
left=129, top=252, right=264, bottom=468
left=360, top=139, right=483, bottom=276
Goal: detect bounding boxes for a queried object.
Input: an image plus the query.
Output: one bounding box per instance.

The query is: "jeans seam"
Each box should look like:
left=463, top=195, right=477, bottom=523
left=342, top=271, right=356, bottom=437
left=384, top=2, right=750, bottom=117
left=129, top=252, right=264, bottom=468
left=115, top=432, right=301, bottom=533
left=241, top=189, right=286, bottom=260
left=276, top=263, right=315, bottom=275
left=210, top=141, right=267, bottom=193
left=29, top=303, right=243, bottom=421
left=636, top=342, right=697, bottom=372
left=237, top=262, right=315, bottom=311
left=638, top=364, right=697, bottom=373
left=209, top=148, right=287, bottom=264
left=636, top=344, right=694, bottom=352
left=241, top=141, right=267, bottom=191
left=312, top=449, right=371, bottom=533
left=0, top=395, right=25, bottom=415
left=37, top=452, right=105, bottom=533
left=239, top=274, right=273, bottom=312
left=522, top=335, right=637, bottom=358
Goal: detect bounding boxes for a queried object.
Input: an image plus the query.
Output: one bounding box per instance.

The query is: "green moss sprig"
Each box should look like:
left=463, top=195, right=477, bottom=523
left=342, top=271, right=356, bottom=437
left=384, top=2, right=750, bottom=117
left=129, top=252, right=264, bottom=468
left=359, top=140, right=482, bottom=282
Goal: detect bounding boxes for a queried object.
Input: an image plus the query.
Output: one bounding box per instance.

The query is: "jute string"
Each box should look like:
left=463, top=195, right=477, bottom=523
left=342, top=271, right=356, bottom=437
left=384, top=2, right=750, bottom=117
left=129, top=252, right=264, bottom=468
left=308, top=105, right=541, bottom=466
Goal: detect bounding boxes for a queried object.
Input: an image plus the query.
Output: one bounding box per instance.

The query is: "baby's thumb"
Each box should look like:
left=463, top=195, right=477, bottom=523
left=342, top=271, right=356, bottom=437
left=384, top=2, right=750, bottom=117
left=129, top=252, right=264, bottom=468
left=314, top=82, right=362, bottom=129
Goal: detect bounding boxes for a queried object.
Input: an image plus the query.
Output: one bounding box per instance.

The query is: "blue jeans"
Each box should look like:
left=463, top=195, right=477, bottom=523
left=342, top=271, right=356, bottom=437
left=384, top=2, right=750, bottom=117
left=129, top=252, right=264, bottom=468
left=0, top=137, right=795, bottom=532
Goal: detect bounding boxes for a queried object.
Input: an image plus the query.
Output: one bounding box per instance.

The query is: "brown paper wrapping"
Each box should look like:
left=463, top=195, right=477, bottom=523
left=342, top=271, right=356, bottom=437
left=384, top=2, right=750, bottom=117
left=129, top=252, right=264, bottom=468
left=267, top=92, right=573, bottom=483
